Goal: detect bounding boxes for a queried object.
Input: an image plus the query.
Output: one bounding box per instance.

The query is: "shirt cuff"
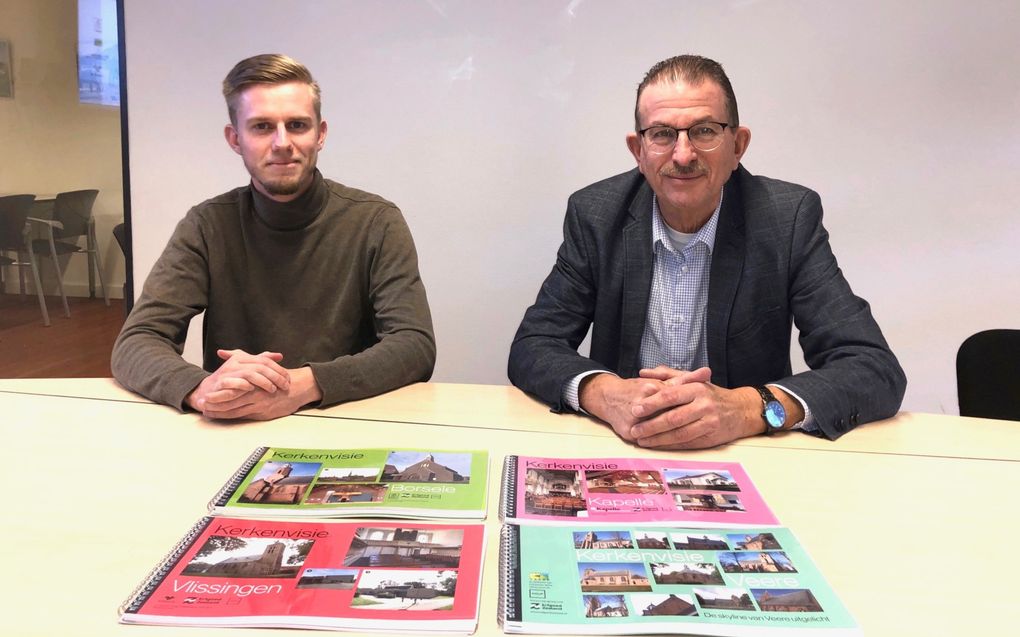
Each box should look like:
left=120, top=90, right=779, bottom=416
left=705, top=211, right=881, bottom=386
left=769, top=383, right=816, bottom=432
left=564, top=370, right=617, bottom=413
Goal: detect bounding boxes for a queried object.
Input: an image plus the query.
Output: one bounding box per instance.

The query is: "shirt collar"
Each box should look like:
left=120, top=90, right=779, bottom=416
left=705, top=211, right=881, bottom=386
left=250, top=169, right=328, bottom=231
left=651, top=190, right=723, bottom=255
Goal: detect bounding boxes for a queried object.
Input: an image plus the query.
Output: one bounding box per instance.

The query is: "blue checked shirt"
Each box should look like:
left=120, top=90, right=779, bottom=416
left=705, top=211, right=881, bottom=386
left=638, top=194, right=718, bottom=372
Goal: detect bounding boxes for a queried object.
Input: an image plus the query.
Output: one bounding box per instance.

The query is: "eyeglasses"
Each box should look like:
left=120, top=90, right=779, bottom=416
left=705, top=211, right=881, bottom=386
left=638, top=121, right=731, bottom=153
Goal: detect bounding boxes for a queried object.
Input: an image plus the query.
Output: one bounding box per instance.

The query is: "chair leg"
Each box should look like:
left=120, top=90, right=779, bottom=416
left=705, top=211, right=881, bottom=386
left=26, top=248, right=51, bottom=327
left=46, top=232, right=71, bottom=318
left=86, top=225, right=97, bottom=299
left=89, top=225, right=109, bottom=306
left=18, top=254, right=26, bottom=297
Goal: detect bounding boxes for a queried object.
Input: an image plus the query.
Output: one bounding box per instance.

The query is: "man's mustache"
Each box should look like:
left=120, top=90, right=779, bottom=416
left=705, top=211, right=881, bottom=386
left=659, top=163, right=706, bottom=178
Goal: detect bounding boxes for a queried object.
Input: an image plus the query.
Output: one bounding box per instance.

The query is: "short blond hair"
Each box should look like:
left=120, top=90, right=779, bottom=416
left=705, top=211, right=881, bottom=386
left=222, top=53, right=321, bottom=125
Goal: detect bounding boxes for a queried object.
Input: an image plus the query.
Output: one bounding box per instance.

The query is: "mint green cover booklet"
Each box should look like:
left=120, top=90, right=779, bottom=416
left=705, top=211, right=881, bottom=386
left=499, top=524, right=858, bottom=636
left=209, top=447, right=489, bottom=519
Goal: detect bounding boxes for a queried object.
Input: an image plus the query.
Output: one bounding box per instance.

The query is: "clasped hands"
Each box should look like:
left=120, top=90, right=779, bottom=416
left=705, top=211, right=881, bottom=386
left=185, top=349, right=322, bottom=421
left=578, top=366, right=769, bottom=449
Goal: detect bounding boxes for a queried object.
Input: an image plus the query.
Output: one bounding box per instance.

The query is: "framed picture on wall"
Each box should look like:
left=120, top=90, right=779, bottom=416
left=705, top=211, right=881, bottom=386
left=0, top=40, right=12, bottom=98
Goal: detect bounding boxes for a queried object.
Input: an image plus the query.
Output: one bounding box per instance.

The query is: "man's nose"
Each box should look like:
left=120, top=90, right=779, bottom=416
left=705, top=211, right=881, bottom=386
left=671, top=132, right=698, bottom=165
left=272, top=123, right=292, bottom=150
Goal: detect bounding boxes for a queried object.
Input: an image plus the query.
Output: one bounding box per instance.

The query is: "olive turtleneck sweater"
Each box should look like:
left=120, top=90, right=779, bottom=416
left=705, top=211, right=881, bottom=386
left=112, top=171, right=435, bottom=410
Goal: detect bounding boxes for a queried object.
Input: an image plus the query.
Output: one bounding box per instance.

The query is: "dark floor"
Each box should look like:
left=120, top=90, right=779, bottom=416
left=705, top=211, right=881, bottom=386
left=0, top=292, right=126, bottom=377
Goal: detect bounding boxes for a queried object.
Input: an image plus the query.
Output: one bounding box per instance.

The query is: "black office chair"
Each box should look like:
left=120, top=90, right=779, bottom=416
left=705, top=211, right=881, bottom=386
left=30, top=189, right=109, bottom=307
left=0, top=193, right=53, bottom=326
left=956, top=329, right=1020, bottom=421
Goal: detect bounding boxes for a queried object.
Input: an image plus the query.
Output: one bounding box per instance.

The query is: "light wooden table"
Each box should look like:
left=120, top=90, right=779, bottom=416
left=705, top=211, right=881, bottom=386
left=3, top=377, right=1017, bottom=461
left=2, top=380, right=1019, bottom=636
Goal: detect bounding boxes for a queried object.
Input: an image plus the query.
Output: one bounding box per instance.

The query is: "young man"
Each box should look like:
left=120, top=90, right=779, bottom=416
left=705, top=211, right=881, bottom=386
left=112, top=54, right=435, bottom=420
left=509, top=55, right=905, bottom=448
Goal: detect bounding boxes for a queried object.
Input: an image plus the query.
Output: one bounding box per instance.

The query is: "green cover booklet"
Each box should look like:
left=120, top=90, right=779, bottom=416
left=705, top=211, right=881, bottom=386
left=208, top=447, right=489, bottom=519
left=499, top=524, right=858, bottom=636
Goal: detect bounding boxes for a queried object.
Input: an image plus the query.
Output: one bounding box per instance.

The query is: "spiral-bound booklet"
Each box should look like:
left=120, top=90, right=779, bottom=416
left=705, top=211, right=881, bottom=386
left=209, top=447, right=488, bottom=519
left=120, top=516, right=486, bottom=633
left=498, top=523, right=858, bottom=635
left=500, top=455, right=777, bottom=527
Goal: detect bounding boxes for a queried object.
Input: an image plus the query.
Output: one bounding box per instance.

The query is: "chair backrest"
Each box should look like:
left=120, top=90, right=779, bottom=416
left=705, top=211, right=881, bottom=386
left=0, top=194, right=38, bottom=250
left=52, top=189, right=99, bottom=239
left=957, top=329, right=1020, bottom=421
left=112, top=222, right=127, bottom=255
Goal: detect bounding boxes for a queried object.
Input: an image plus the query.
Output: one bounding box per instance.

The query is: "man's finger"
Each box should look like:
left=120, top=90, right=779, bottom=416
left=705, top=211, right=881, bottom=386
left=638, top=365, right=677, bottom=380
left=631, top=402, right=695, bottom=439
left=211, top=377, right=255, bottom=393
left=203, top=388, right=253, bottom=404
left=236, top=368, right=283, bottom=393
left=630, top=382, right=700, bottom=418
left=664, top=366, right=712, bottom=386
left=202, top=392, right=260, bottom=415
left=635, top=415, right=708, bottom=448
left=217, top=348, right=247, bottom=361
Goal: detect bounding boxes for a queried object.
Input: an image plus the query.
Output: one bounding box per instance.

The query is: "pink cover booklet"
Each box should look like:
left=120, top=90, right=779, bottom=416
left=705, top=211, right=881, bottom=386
left=499, top=455, right=778, bottom=527
left=119, top=517, right=485, bottom=633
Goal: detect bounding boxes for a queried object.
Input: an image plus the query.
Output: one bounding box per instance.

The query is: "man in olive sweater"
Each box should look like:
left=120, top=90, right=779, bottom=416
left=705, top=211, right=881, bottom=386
left=111, top=54, right=435, bottom=421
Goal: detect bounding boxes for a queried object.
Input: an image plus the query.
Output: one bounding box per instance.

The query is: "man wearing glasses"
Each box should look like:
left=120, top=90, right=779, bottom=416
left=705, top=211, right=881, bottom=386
left=508, top=55, right=905, bottom=448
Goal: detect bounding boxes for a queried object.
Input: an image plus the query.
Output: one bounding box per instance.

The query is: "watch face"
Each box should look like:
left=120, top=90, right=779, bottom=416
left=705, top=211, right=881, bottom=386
left=764, top=401, right=786, bottom=429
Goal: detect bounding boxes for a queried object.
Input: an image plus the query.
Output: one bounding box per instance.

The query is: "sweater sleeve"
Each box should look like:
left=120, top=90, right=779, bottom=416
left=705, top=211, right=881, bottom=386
left=110, top=212, right=211, bottom=410
left=306, top=207, right=436, bottom=406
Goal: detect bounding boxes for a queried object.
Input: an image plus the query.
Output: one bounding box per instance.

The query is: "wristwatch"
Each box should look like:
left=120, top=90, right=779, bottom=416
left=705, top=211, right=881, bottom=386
left=754, top=386, right=786, bottom=435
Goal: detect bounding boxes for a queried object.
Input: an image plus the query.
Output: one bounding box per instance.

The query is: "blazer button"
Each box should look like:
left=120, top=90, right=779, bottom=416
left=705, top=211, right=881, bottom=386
left=836, top=419, right=846, bottom=432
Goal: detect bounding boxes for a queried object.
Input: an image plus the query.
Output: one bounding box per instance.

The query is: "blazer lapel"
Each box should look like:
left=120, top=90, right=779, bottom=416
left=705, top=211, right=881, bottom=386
left=619, top=184, right=655, bottom=377
left=707, top=167, right=747, bottom=387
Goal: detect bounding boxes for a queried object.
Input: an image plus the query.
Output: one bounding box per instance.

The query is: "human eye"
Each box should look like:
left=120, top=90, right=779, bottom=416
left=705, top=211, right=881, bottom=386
left=648, top=126, right=676, bottom=143
left=250, top=121, right=272, bottom=133
left=691, top=123, right=721, bottom=139
left=286, top=120, right=311, bottom=132
left=687, top=124, right=721, bottom=145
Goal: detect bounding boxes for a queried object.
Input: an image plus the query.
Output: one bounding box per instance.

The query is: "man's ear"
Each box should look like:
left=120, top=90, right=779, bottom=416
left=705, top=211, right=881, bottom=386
left=316, top=119, right=328, bottom=150
left=626, top=131, right=643, bottom=166
left=731, top=126, right=751, bottom=167
left=224, top=124, right=241, bottom=155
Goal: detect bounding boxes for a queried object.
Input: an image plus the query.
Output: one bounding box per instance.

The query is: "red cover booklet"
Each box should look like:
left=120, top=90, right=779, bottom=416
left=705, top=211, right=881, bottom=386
left=120, top=517, right=485, bottom=633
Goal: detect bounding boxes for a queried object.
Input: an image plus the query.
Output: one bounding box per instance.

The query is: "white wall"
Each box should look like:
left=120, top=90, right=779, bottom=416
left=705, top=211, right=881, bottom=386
left=0, top=0, right=125, bottom=298
left=123, top=0, right=1020, bottom=415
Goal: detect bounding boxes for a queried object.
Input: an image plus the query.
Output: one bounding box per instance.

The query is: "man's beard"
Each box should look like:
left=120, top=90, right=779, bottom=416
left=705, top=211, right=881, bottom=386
left=254, top=160, right=314, bottom=197
left=258, top=174, right=305, bottom=196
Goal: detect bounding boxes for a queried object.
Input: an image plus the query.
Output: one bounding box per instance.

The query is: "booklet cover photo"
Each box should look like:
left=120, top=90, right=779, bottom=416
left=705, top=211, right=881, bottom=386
left=211, top=447, right=489, bottom=519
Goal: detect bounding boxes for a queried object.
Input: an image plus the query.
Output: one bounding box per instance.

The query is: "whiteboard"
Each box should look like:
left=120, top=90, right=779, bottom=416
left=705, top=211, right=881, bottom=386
left=124, top=0, right=1020, bottom=415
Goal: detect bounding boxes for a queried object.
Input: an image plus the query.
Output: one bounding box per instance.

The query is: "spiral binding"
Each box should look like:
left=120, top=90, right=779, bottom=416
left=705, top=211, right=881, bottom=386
left=498, top=454, right=519, bottom=522
left=497, top=523, right=522, bottom=625
left=119, top=516, right=215, bottom=615
left=208, top=446, right=270, bottom=510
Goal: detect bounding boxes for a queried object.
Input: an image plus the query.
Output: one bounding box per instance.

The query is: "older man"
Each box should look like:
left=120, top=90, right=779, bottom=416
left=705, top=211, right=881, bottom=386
left=113, top=54, right=435, bottom=420
left=509, top=54, right=905, bottom=448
